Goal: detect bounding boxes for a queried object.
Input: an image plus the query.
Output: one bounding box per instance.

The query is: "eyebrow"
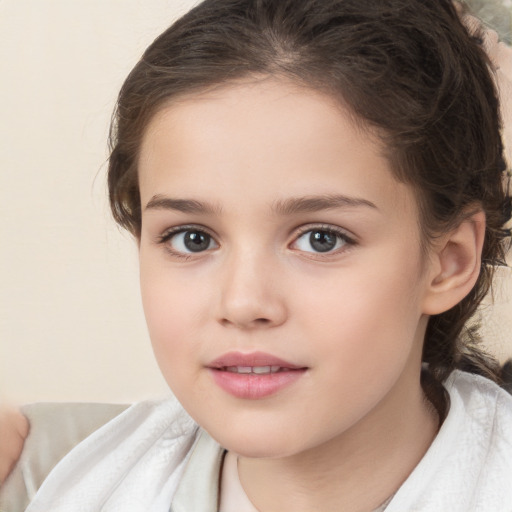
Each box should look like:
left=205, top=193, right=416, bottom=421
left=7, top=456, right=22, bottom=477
left=144, top=193, right=377, bottom=215
left=145, top=195, right=222, bottom=214
left=272, top=194, right=378, bottom=215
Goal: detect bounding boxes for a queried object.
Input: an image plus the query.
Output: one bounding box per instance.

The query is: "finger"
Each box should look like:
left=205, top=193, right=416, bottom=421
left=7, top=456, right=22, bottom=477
left=0, top=431, right=24, bottom=485
left=0, top=458, right=17, bottom=485
left=13, top=410, right=29, bottom=439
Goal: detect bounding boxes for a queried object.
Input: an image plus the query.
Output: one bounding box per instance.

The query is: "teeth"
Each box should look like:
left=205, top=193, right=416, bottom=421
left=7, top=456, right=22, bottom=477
left=253, top=366, right=271, bottom=374
left=225, top=366, right=284, bottom=374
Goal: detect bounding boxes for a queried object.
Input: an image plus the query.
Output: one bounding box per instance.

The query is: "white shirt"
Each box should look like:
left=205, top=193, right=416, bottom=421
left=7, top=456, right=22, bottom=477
left=7, top=371, right=512, bottom=512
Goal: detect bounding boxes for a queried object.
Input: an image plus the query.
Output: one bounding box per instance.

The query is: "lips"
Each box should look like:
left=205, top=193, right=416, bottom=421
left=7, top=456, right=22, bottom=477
left=208, top=351, right=303, bottom=369
left=223, top=365, right=290, bottom=374
left=207, top=351, right=307, bottom=399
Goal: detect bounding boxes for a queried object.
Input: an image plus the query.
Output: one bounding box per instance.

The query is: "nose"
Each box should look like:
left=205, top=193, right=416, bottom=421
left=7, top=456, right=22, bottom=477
left=217, top=250, right=287, bottom=330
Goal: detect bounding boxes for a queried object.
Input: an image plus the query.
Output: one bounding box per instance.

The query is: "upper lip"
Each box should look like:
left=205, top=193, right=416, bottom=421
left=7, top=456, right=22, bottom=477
left=207, top=351, right=305, bottom=369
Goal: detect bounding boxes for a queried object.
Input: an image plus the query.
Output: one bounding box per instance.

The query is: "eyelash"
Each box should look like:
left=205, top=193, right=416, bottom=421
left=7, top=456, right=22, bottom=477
left=291, top=224, right=356, bottom=257
left=156, top=223, right=356, bottom=259
left=156, top=225, right=218, bottom=260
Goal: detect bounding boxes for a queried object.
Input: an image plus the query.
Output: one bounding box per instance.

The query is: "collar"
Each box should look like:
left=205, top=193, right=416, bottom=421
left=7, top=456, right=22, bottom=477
left=170, top=429, right=225, bottom=512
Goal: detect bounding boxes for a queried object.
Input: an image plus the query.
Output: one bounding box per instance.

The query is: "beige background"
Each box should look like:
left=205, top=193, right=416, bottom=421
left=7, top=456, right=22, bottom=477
left=0, top=0, right=198, bottom=403
left=1, top=0, right=511, bottom=404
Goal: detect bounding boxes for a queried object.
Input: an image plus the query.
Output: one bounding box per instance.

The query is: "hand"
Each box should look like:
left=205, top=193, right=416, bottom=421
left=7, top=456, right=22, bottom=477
left=0, top=406, right=29, bottom=484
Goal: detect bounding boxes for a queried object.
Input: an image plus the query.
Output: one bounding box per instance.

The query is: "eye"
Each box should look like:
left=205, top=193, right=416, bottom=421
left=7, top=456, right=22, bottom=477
left=292, top=227, right=351, bottom=254
left=159, top=228, right=218, bottom=255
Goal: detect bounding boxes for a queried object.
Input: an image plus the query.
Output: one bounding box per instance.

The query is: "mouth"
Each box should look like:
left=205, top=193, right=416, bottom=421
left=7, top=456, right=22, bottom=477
left=207, top=351, right=307, bottom=399
left=218, top=365, right=298, bottom=374
left=208, top=351, right=304, bottom=370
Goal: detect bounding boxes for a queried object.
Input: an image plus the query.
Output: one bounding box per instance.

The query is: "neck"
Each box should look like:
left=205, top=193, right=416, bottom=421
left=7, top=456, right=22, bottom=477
left=237, top=363, right=439, bottom=512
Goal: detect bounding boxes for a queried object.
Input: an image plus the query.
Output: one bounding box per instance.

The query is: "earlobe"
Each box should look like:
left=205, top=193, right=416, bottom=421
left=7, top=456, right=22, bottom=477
left=422, top=210, right=486, bottom=315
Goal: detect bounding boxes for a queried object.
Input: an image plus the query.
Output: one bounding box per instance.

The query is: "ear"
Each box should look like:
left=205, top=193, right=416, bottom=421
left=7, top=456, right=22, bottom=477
left=422, top=210, right=486, bottom=315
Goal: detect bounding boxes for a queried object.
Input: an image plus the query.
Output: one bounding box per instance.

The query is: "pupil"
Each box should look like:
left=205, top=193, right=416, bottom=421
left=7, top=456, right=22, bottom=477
left=310, top=230, right=336, bottom=252
left=184, top=231, right=210, bottom=252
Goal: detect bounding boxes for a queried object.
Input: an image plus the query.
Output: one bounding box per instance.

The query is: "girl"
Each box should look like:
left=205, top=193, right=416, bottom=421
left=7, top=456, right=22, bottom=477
left=2, top=0, right=512, bottom=510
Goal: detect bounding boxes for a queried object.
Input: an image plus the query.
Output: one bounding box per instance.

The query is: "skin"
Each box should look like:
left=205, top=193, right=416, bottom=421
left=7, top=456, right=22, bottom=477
left=0, top=406, right=29, bottom=484
left=137, top=78, right=482, bottom=511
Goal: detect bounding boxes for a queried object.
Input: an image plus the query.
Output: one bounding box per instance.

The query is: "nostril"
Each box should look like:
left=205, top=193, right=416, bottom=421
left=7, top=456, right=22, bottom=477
left=219, top=317, right=272, bottom=328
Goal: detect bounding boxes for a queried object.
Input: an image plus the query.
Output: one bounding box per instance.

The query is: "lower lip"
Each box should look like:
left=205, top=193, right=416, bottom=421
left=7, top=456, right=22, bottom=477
left=208, top=368, right=306, bottom=399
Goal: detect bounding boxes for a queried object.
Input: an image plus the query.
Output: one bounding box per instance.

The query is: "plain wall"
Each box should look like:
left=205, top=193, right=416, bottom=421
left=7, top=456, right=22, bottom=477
left=1, top=0, right=511, bottom=404
left=0, top=0, right=198, bottom=403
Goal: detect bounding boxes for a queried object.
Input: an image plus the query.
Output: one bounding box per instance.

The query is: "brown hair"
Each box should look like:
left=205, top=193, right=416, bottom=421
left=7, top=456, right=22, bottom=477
left=108, top=0, right=510, bottom=387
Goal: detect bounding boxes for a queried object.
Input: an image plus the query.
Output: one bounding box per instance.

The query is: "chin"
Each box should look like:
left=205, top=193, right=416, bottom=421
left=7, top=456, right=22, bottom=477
left=204, top=424, right=308, bottom=459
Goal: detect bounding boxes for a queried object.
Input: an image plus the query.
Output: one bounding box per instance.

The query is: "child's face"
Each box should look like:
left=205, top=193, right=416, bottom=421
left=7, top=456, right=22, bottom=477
left=138, top=78, right=433, bottom=458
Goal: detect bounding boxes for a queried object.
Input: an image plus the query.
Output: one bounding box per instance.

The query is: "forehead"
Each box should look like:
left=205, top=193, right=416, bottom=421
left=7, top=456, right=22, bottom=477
left=138, top=78, right=416, bottom=218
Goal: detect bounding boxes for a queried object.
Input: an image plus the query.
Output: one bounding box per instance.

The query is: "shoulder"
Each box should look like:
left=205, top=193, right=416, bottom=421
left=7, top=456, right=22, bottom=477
left=443, top=370, right=512, bottom=464
left=441, top=372, right=512, bottom=506
left=0, top=402, right=129, bottom=511
left=1, top=399, right=197, bottom=512
left=388, top=371, right=512, bottom=511
left=446, top=369, right=512, bottom=426
left=24, top=397, right=197, bottom=511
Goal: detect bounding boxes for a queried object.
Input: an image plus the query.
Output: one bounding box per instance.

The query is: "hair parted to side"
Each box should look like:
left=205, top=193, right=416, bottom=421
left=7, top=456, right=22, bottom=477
left=108, top=0, right=511, bottom=387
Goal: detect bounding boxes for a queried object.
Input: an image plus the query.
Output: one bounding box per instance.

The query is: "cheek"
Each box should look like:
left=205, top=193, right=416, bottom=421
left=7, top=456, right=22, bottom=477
left=295, top=254, right=425, bottom=369
left=291, top=268, right=425, bottom=426
left=139, top=262, right=206, bottom=384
